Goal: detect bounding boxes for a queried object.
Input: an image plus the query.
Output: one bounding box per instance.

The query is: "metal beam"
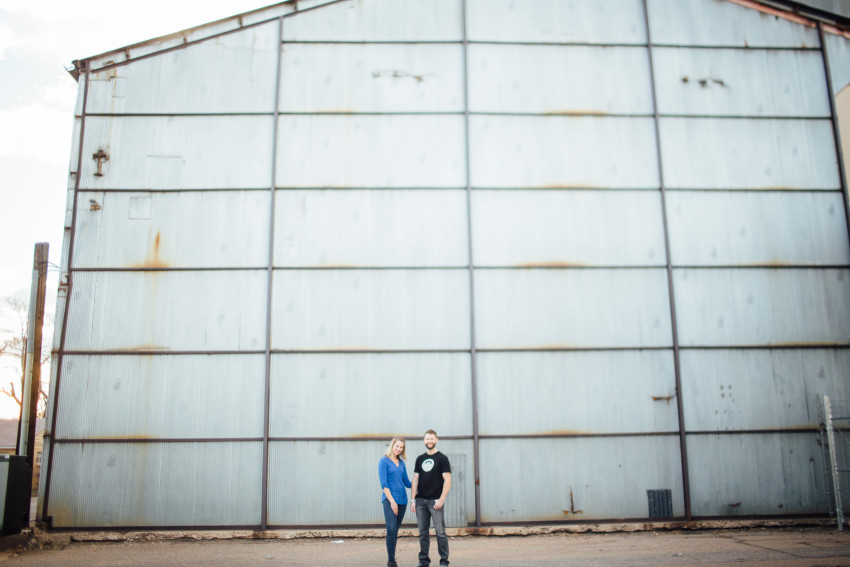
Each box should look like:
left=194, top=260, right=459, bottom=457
left=460, top=0, right=482, bottom=528
left=642, top=0, right=692, bottom=520
left=41, top=65, right=90, bottom=524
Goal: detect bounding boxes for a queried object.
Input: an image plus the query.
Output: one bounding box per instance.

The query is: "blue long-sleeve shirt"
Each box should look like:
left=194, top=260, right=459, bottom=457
left=379, top=455, right=412, bottom=504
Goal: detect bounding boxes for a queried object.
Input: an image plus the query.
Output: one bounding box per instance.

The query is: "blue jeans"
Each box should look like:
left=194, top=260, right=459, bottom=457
left=415, top=498, right=449, bottom=566
left=382, top=499, right=407, bottom=562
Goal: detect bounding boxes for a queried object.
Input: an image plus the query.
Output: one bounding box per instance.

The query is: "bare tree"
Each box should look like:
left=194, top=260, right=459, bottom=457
left=0, top=297, right=51, bottom=418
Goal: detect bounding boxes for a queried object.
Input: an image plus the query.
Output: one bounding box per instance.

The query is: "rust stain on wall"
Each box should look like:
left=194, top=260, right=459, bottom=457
left=130, top=231, right=170, bottom=268
left=545, top=109, right=609, bottom=116
left=514, top=261, right=588, bottom=268
left=724, top=0, right=816, bottom=29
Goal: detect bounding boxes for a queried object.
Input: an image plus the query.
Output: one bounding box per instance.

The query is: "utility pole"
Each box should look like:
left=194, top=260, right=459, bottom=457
left=19, top=243, right=48, bottom=496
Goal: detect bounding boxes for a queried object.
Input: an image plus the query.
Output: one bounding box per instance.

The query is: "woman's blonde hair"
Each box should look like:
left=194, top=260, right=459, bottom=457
left=384, top=437, right=407, bottom=461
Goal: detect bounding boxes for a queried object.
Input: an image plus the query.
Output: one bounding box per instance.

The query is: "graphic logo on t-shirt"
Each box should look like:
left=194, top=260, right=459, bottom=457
left=422, top=458, right=435, bottom=472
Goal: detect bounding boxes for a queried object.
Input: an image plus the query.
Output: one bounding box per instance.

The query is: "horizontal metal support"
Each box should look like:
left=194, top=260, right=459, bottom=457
left=686, top=428, right=820, bottom=435
left=75, top=186, right=846, bottom=194
left=56, top=344, right=850, bottom=357
left=281, top=40, right=824, bottom=51
left=60, top=350, right=266, bottom=356
left=53, top=437, right=263, bottom=444
left=49, top=524, right=263, bottom=532
left=478, top=432, right=679, bottom=439
left=78, top=111, right=831, bottom=120
left=48, top=430, right=822, bottom=445
left=65, top=265, right=850, bottom=273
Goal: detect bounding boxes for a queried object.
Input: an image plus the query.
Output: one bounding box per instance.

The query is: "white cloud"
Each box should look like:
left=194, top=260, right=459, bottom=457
left=40, top=74, right=78, bottom=107
left=0, top=103, right=74, bottom=163
left=0, top=22, right=24, bottom=60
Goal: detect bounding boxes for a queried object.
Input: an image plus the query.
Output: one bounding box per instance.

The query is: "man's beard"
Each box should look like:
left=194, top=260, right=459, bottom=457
left=425, top=442, right=436, bottom=449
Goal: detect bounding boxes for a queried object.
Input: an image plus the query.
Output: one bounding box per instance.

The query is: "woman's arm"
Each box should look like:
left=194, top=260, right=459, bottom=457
left=379, top=458, right=398, bottom=514
left=401, top=461, right=412, bottom=488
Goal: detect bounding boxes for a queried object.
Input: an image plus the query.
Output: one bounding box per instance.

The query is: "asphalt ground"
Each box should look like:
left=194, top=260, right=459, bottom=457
left=2, top=527, right=850, bottom=566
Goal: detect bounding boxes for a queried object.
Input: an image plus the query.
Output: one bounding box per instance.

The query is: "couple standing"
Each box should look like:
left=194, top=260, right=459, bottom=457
left=379, top=430, right=452, bottom=567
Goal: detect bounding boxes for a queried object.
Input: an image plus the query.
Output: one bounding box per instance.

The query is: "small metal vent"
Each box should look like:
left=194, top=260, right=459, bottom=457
left=647, top=489, right=673, bottom=519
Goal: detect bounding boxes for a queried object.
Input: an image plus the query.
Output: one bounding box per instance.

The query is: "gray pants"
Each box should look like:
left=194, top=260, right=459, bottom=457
left=415, top=498, right=449, bottom=566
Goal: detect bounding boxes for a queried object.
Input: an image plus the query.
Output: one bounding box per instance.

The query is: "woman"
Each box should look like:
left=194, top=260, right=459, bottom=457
left=379, top=437, right=412, bottom=567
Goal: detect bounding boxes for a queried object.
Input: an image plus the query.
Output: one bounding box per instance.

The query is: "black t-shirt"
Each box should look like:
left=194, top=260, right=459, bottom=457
left=414, top=451, right=451, bottom=500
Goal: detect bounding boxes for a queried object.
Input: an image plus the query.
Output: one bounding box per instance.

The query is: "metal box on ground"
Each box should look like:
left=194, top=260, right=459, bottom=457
left=0, top=456, right=30, bottom=535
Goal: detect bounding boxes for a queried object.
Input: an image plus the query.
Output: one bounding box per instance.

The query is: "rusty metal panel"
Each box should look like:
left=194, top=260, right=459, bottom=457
left=68, top=117, right=82, bottom=177
left=477, top=351, right=678, bottom=435
left=470, top=116, right=658, bottom=189
left=475, top=269, right=672, bottom=349
left=74, top=191, right=270, bottom=269
left=654, top=48, right=830, bottom=117
left=660, top=118, right=839, bottom=190
left=681, top=348, right=850, bottom=431
left=79, top=115, right=275, bottom=190
left=687, top=433, right=827, bottom=516
left=51, top=274, right=68, bottom=349
left=282, top=0, right=462, bottom=41
left=479, top=437, right=685, bottom=522
left=73, top=76, right=86, bottom=116
left=35, top=436, right=51, bottom=521
left=667, top=191, right=850, bottom=266
left=65, top=271, right=267, bottom=351
left=674, top=268, right=850, bottom=346
left=647, top=0, right=821, bottom=48
left=466, top=0, right=646, bottom=44
left=268, top=439, right=474, bottom=526
left=85, top=21, right=279, bottom=115
left=57, top=355, right=265, bottom=438
left=276, top=115, right=465, bottom=188
left=467, top=44, right=652, bottom=114
left=274, top=190, right=468, bottom=267
left=64, top=177, right=76, bottom=230
left=471, top=190, right=666, bottom=267
left=825, top=31, right=850, bottom=95
left=269, top=353, right=471, bottom=437
left=47, top=442, right=262, bottom=527
left=271, top=269, right=470, bottom=350
left=279, top=43, right=464, bottom=113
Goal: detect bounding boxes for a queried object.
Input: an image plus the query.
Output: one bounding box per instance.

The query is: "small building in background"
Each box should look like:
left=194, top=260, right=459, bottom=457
left=39, top=0, right=850, bottom=529
left=0, top=419, right=46, bottom=494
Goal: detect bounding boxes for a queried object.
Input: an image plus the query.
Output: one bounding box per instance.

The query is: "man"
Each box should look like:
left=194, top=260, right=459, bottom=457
left=411, top=429, right=452, bottom=567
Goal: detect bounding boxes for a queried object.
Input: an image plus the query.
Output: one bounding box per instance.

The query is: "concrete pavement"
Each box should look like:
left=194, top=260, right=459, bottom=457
left=1, top=526, right=849, bottom=566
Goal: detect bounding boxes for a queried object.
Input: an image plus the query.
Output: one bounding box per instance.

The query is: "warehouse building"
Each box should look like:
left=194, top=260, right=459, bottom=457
left=40, top=0, right=850, bottom=529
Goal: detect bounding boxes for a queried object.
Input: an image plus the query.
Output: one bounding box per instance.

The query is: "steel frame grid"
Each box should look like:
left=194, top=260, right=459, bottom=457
left=41, top=0, right=850, bottom=530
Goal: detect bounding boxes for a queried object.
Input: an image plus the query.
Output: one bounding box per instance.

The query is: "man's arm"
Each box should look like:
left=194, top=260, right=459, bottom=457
left=411, top=473, right=419, bottom=512
left=434, top=472, right=451, bottom=510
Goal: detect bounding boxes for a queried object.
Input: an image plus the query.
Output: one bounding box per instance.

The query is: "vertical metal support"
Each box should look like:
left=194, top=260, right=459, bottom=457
left=818, top=23, right=850, bottom=253
left=641, top=0, right=691, bottom=519
left=42, top=65, right=90, bottom=524
left=822, top=395, right=844, bottom=530
left=460, top=0, right=481, bottom=527
left=817, top=30, right=849, bottom=531
left=261, top=14, right=285, bottom=531
left=20, top=243, right=48, bottom=480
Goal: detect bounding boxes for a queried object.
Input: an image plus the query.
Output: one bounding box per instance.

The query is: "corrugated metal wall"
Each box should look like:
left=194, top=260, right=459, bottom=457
left=40, top=0, right=850, bottom=528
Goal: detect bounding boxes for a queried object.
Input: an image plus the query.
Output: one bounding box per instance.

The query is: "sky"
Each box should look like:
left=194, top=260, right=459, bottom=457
left=0, top=0, right=276, bottom=419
